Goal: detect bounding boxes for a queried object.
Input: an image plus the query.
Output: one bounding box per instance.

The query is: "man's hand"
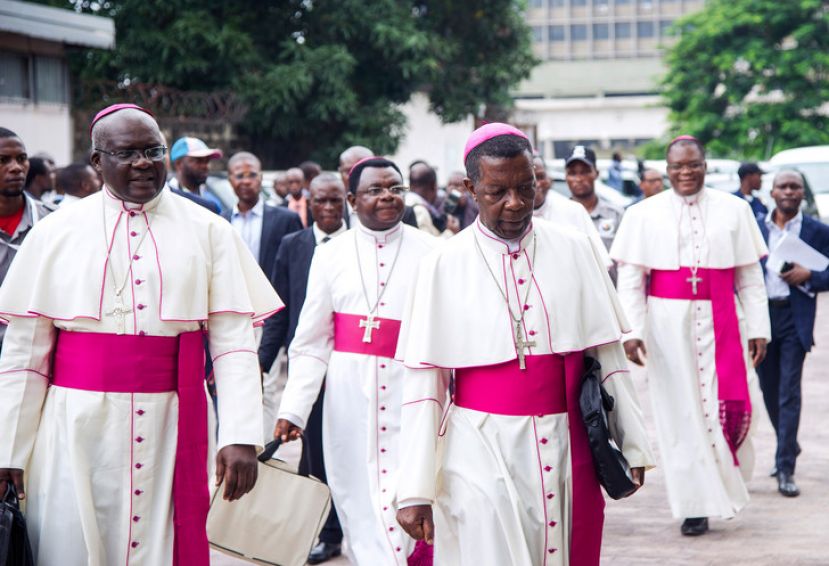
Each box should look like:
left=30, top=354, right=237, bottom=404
left=748, top=338, right=767, bottom=367
left=627, top=467, right=646, bottom=496
left=781, top=263, right=811, bottom=286
left=396, top=504, right=435, bottom=545
left=273, top=418, right=303, bottom=443
left=215, top=445, right=258, bottom=501
left=445, top=215, right=461, bottom=235
left=623, top=339, right=647, bottom=366
left=0, top=468, right=24, bottom=499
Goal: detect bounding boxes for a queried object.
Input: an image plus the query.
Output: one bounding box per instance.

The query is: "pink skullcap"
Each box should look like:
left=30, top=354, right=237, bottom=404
left=669, top=134, right=701, bottom=145
left=463, top=123, right=530, bottom=161
left=347, top=155, right=383, bottom=177
left=89, top=103, right=155, bottom=135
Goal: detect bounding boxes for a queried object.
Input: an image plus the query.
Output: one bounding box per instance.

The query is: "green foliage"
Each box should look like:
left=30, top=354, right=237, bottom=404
left=41, top=0, right=536, bottom=167
left=661, top=0, right=829, bottom=159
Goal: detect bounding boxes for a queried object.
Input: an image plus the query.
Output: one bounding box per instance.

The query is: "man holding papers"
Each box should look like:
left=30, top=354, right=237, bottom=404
left=757, top=169, right=829, bottom=497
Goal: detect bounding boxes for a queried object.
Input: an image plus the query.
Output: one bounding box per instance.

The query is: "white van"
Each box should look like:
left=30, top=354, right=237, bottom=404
left=765, top=146, right=828, bottom=221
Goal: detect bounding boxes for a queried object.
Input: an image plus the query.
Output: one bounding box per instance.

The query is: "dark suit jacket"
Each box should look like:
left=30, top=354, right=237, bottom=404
left=259, top=227, right=316, bottom=370
left=223, top=204, right=303, bottom=279
left=171, top=188, right=221, bottom=214
left=758, top=214, right=829, bottom=351
left=733, top=189, right=768, bottom=219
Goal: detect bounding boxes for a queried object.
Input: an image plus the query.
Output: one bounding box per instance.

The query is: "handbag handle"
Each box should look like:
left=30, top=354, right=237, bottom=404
left=258, top=436, right=314, bottom=478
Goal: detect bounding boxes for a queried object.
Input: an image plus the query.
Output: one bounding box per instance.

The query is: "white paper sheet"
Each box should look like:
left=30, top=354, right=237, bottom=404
left=767, top=232, right=829, bottom=273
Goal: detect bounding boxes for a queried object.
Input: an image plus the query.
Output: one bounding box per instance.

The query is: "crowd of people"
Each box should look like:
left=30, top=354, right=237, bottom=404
left=0, top=104, right=827, bottom=566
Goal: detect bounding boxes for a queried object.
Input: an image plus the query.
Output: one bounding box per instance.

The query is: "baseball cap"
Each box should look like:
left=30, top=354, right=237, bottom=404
left=737, top=162, right=766, bottom=179
left=170, top=137, right=223, bottom=163
left=565, top=145, right=597, bottom=169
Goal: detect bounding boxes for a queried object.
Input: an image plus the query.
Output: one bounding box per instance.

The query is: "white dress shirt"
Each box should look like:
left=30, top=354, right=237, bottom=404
left=764, top=209, right=803, bottom=299
left=311, top=221, right=347, bottom=245
left=231, top=199, right=264, bottom=262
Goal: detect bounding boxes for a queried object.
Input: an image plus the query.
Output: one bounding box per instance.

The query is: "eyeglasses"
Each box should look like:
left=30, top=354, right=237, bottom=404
left=666, top=162, right=705, bottom=173
left=95, top=146, right=167, bottom=164
left=359, top=185, right=409, bottom=198
left=232, top=171, right=260, bottom=181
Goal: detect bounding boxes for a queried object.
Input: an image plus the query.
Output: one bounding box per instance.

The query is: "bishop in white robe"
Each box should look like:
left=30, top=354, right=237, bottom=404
left=395, top=124, right=653, bottom=566
left=610, top=136, right=770, bottom=532
left=0, top=105, right=282, bottom=565
left=275, top=157, right=438, bottom=566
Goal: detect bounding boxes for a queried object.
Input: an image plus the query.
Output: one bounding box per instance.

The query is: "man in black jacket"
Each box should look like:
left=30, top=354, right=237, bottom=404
left=259, top=172, right=347, bottom=563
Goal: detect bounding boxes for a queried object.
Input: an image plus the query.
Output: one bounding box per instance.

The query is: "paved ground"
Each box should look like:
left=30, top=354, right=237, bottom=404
left=213, top=296, right=829, bottom=565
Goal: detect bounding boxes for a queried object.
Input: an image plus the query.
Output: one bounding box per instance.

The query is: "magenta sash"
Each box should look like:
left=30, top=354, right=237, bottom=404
left=333, top=312, right=401, bottom=358
left=649, top=267, right=751, bottom=464
left=454, top=354, right=603, bottom=566
left=52, top=330, right=209, bottom=566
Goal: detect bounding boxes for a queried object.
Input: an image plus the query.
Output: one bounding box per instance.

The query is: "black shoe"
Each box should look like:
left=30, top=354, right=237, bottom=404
left=308, top=542, right=342, bottom=564
left=680, top=517, right=709, bottom=536
left=777, top=472, right=800, bottom=497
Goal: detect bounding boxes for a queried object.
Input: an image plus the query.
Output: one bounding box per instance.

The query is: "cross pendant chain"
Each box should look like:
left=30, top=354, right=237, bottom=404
left=514, top=321, right=536, bottom=371
left=687, top=272, right=703, bottom=295
left=106, top=295, right=132, bottom=335
left=359, top=314, right=381, bottom=343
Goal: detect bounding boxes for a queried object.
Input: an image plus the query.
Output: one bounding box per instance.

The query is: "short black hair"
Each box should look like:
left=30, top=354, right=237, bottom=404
left=25, top=157, right=50, bottom=189
left=409, top=162, right=437, bottom=188
left=348, top=157, right=403, bottom=194
left=299, top=160, right=321, bottom=181
left=56, top=163, right=93, bottom=196
left=465, top=135, right=533, bottom=183
left=0, top=127, right=20, bottom=139
left=666, top=137, right=706, bottom=159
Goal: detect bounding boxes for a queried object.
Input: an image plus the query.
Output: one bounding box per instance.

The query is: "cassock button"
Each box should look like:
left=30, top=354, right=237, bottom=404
left=379, top=262, right=386, bottom=267
left=396, top=547, right=402, bottom=552
left=135, top=463, right=143, bottom=469
left=523, top=304, right=530, bottom=311
left=133, top=254, right=141, bottom=260
left=135, top=279, right=142, bottom=285
left=540, top=438, right=548, bottom=444
left=380, top=385, right=387, bottom=390
left=378, top=244, right=384, bottom=249
left=381, top=469, right=387, bottom=474
left=137, top=304, right=146, bottom=310
left=135, top=436, right=144, bottom=443
left=130, top=231, right=138, bottom=237
left=544, top=465, right=552, bottom=472
left=548, top=548, right=557, bottom=554
left=133, top=515, right=140, bottom=522
left=518, top=278, right=525, bottom=285
left=512, top=253, right=519, bottom=260
left=134, top=489, right=143, bottom=496
left=383, top=506, right=388, bottom=511
left=379, top=302, right=386, bottom=307
left=380, top=364, right=386, bottom=368
left=136, top=409, right=145, bottom=416
left=388, top=527, right=395, bottom=532
left=547, top=493, right=554, bottom=499
left=381, top=448, right=387, bottom=453
left=129, top=211, right=137, bottom=217
left=138, top=331, right=146, bottom=336
left=131, top=541, right=139, bottom=548
left=548, top=520, right=557, bottom=527
left=529, top=330, right=536, bottom=336
left=708, top=428, right=713, bottom=432
left=380, top=405, right=386, bottom=411
left=381, top=426, right=387, bottom=431
left=379, top=282, right=385, bottom=287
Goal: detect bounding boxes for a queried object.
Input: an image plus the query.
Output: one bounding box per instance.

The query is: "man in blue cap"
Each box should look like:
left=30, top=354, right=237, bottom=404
left=167, top=136, right=225, bottom=214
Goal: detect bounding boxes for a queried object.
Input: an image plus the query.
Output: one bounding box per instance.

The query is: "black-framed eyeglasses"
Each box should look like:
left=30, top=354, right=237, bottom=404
left=666, top=162, right=705, bottom=173
left=94, top=146, right=167, bottom=164
left=231, top=171, right=261, bottom=181
left=359, top=185, right=409, bottom=198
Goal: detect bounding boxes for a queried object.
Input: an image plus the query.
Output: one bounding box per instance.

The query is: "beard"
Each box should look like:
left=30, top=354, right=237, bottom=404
left=0, top=187, right=24, bottom=198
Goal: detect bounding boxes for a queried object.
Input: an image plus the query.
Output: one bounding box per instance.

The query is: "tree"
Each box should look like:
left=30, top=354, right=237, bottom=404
left=43, top=0, right=536, bottom=167
left=661, top=0, right=829, bottom=159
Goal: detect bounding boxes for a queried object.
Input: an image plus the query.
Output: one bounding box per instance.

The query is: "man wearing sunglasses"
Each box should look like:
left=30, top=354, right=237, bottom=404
left=275, top=156, right=438, bottom=565
left=0, top=104, right=282, bottom=565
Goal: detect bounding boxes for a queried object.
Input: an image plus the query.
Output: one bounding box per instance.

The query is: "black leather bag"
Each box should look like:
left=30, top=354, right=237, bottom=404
left=579, top=356, right=637, bottom=500
left=0, top=484, right=34, bottom=566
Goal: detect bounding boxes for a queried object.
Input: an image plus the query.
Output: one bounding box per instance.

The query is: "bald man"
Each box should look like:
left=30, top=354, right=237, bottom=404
left=0, top=105, right=282, bottom=565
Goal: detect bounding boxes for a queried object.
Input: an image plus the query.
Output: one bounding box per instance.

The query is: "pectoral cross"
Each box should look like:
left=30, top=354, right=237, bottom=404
left=514, top=321, right=536, bottom=371
left=106, top=297, right=132, bottom=335
left=686, top=272, right=703, bottom=295
left=359, top=314, right=381, bottom=343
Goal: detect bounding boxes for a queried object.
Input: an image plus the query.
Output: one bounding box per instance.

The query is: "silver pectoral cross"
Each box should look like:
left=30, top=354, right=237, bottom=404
left=515, top=321, right=536, bottom=371
left=359, top=314, right=381, bottom=343
left=687, top=273, right=703, bottom=295
left=106, top=297, right=132, bottom=335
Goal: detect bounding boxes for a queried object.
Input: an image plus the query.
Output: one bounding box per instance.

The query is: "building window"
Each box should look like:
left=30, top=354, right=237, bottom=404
left=660, top=19, right=675, bottom=35
left=614, top=22, right=632, bottom=38
left=637, top=21, right=655, bottom=37
left=0, top=52, right=29, bottom=100
left=593, top=23, right=610, bottom=39
left=34, top=56, right=67, bottom=104
left=549, top=25, right=566, bottom=41
left=532, top=26, right=544, bottom=42
left=571, top=0, right=587, bottom=5
left=529, top=0, right=544, bottom=7
left=570, top=24, right=588, bottom=41
left=550, top=0, right=565, bottom=6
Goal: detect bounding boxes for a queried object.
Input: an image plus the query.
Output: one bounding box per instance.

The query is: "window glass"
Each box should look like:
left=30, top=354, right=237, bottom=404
left=615, top=22, right=632, bottom=38
left=35, top=56, right=66, bottom=104
left=0, top=52, right=29, bottom=100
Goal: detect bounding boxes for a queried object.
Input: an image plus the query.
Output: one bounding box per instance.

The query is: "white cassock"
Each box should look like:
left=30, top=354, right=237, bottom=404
left=610, top=188, right=770, bottom=519
left=278, top=221, right=437, bottom=565
left=0, top=188, right=281, bottom=565
left=533, top=191, right=612, bottom=268
left=395, top=218, right=654, bottom=566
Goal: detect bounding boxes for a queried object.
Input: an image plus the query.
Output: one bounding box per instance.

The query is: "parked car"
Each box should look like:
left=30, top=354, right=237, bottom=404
left=762, top=146, right=828, bottom=222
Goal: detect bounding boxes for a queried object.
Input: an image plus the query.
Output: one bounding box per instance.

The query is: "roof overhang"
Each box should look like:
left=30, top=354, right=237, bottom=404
left=0, top=0, right=114, bottom=50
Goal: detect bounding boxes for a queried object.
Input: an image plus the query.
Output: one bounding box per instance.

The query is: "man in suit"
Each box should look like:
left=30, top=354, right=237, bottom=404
left=259, top=172, right=348, bottom=564
left=733, top=162, right=768, bottom=219
left=224, top=151, right=303, bottom=281
left=757, top=169, right=829, bottom=497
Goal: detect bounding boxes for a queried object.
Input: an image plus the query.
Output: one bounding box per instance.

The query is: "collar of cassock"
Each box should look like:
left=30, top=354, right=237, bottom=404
left=104, top=185, right=166, bottom=213
left=475, top=217, right=534, bottom=255
left=670, top=185, right=706, bottom=206
left=355, top=218, right=403, bottom=244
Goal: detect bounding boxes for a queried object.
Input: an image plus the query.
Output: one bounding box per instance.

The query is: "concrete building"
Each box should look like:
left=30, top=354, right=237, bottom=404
left=0, top=0, right=114, bottom=164
left=514, top=0, right=704, bottom=159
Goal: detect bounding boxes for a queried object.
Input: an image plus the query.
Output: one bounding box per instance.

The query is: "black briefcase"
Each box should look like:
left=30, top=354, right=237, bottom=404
left=579, top=356, right=637, bottom=500
left=0, top=483, right=34, bottom=566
